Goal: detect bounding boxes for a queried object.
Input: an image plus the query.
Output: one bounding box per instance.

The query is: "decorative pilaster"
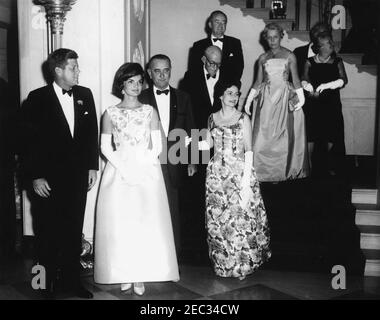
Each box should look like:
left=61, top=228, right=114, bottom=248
left=35, top=0, right=77, bottom=52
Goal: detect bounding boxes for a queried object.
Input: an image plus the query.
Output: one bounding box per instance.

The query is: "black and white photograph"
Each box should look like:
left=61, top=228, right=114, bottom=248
left=0, top=0, right=380, bottom=307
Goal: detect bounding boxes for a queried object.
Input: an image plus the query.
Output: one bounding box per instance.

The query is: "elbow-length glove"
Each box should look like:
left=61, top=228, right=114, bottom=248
left=240, top=151, right=254, bottom=210
left=316, top=79, right=344, bottom=93
left=244, top=88, right=258, bottom=115
left=293, top=88, right=305, bottom=111
left=100, top=133, right=128, bottom=179
left=144, top=129, right=162, bottom=164
left=301, top=80, right=314, bottom=93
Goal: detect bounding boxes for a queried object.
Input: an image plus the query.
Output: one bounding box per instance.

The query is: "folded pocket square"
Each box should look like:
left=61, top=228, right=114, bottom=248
left=84, top=111, right=89, bottom=115
left=229, top=53, right=234, bottom=57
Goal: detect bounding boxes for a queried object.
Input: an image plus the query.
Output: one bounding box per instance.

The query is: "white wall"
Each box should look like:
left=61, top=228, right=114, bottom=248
left=18, top=0, right=125, bottom=242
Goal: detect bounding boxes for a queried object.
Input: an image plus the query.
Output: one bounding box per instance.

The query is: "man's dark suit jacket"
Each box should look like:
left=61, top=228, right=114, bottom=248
left=139, top=86, right=195, bottom=188
left=189, top=35, right=244, bottom=82
left=294, top=43, right=311, bottom=77
left=182, top=65, right=225, bottom=131
left=22, top=84, right=99, bottom=182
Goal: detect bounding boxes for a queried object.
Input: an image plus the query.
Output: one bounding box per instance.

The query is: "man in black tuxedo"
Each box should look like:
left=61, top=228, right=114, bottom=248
left=0, top=78, right=16, bottom=258
left=182, top=46, right=224, bottom=264
left=184, top=45, right=224, bottom=130
left=139, top=54, right=197, bottom=259
left=189, top=10, right=244, bottom=82
left=22, top=49, right=98, bottom=299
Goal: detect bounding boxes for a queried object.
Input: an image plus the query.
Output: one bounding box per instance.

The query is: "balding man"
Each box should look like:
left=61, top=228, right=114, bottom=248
left=183, top=45, right=224, bottom=130
left=189, top=10, right=244, bottom=83
left=182, top=46, right=225, bottom=264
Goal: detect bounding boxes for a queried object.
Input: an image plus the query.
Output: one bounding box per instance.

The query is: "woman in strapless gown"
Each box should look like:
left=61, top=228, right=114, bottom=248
left=244, top=23, right=309, bottom=182
left=94, top=63, right=179, bottom=296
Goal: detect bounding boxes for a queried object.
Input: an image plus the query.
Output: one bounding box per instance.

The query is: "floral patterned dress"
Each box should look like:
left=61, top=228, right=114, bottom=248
left=205, top=113, right=271, bottom=278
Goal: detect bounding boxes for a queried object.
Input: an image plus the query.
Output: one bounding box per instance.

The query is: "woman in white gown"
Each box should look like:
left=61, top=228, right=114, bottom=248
left=94, top=63, right=179, bottom=295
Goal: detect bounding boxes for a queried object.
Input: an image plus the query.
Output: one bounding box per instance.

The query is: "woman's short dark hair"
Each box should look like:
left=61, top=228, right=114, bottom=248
left=213, top=80, right=241, bottom=110
left=262, top=22, right=284, bottom=40
left=47, top=48, right=78, bottom=79
left=309, top=22, right=332, bottom=43
left=112, top=62, right=144, bottom=99
left=214, top=80, right=241, bottom=100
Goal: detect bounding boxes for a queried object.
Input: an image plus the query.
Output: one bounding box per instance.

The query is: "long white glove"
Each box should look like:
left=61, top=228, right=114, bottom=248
left=198, top=140, right=211, bottom=151
left=184, top=136, right=211, bottom=150
left=100, top=133, right=128, bottom=178
left=244, top=88, right=258, bottom=115
left=144, top=129, right=162, bottom=164
left=316, top=79, right=344, bottom=93
left=240, top=151, right=254, bottom=210
left=293, top=88, right=305, bottom=111
left=301, top=80, right=314, bottom=93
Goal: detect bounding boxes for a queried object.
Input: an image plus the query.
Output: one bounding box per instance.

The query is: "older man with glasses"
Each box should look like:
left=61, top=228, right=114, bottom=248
left=181, top=45, right=226, bottom=265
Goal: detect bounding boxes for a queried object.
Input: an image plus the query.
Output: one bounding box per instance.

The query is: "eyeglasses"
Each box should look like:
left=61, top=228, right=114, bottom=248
left=205, top=56, right=221, bottom=68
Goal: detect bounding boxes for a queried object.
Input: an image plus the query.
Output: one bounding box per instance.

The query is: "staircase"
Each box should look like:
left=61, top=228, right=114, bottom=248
left=220, top=0, right=380, bottom=277
left=353, top=194, right=380, bottom=277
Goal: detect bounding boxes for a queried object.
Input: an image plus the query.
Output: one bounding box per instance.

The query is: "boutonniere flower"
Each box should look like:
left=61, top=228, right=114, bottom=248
left=77, top=100, right=83, bottom=106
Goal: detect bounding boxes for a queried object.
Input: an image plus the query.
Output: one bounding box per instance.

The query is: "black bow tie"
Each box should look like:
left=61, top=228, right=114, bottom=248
left=206, top=74, right=216, bottom=80
left=156, top=89, right=169, bottom=96
left=62, top=88, right=73, bottom=97
left=213, top=38, right=224, bottom=43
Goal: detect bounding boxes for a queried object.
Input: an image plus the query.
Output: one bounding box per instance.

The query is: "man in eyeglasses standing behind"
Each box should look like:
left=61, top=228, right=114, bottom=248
left=181, top=45, right=224, bottom=265
left=183, top=46, right=223, bottom=131
left=188, top=10, right=244, bottom=85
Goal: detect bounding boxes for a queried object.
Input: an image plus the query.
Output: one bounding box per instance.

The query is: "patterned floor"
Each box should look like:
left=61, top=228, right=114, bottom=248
left=1, top=255, right=380, bottom=300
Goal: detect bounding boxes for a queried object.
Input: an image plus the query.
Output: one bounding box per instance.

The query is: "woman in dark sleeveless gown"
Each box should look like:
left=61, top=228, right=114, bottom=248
left=302, top=32, right=348, bottom=174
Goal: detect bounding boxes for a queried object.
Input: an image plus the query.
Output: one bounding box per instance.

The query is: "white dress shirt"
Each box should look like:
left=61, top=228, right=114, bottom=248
left=204, top=67, right=220, bottom=106
left=153, top=85, right=171, bottom=137
left=211, top=35, right=224, bottom=51
left=53, top=81, right=75, bottom=137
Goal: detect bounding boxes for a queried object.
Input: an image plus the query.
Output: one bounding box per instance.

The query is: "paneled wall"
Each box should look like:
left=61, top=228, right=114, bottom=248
left=0, top=0, right=11, bottom=80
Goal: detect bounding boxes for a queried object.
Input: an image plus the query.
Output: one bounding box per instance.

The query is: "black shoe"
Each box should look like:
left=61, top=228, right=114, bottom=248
left=73, top=286, right=93, bottom=299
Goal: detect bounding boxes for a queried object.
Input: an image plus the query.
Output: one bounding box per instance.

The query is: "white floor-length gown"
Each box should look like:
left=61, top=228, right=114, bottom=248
left=94, top=104, right=179, bottom=284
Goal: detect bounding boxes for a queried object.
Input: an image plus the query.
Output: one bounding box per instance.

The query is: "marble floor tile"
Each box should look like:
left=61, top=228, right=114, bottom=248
left=209, top=284, right=299, bottom=300
left=105, top=281, right=202, bottom=300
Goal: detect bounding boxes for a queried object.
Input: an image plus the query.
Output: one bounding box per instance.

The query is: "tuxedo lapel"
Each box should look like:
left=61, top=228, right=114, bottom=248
left=169, top=87, right=177, bottom=132
left=148, top=87, right=159, bottom=116
left=72, top=87, right=80, bottom=140
left=48, top=85, right=73, bottom=140
left=222, top=36, right=230, bottom=61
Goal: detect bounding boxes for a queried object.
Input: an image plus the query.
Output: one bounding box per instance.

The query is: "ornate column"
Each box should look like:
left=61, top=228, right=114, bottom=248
left=35, top=0, right=76, bottom=53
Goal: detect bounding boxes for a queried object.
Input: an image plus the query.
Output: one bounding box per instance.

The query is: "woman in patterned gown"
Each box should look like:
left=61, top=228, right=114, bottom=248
left=203, top=80, right=271, bottom=279
left=244, top=23, right=308, bottom=182
left=94, top=63, right=179, bottom=295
